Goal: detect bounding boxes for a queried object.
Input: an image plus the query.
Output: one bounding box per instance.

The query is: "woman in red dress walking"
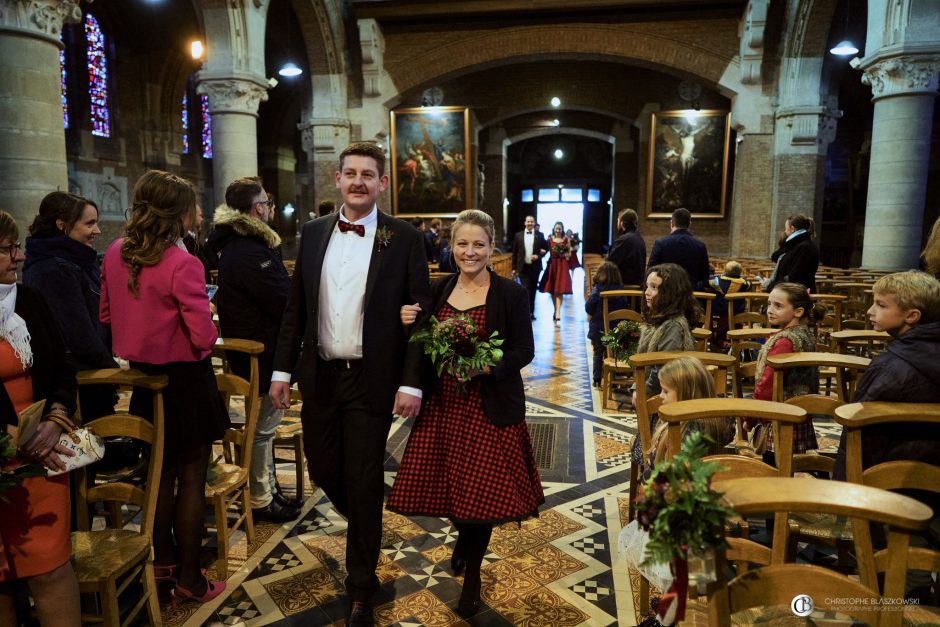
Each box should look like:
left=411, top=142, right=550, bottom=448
left=538, top=221, right=573, bottom=322
left=390, top=209, right=544, bottom=617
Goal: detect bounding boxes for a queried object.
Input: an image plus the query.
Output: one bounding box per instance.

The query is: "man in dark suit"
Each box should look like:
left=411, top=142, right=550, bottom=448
left=647, top=207, right=711, bottom=290
left=511, top=215, right=548, bottom=319
left=269, top=142, right=431, bottom=625
left=606, top=208, right=646, bottom=286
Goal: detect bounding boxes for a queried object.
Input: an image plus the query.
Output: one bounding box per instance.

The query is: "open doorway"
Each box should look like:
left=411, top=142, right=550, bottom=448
left=536, top=202, right=584, bottom=262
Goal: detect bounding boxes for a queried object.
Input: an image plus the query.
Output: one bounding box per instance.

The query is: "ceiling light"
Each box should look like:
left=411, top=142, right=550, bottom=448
left=278, top=62, right=303, bottom=77
left=283, top=203, right=295, bottom=215
left=190, top=41, right=204, bottom=60
left=553, top=149, right=564, bottom=159
left=550, top=97, right=561, bottom=107
left=829, top=40, right=859, bottom=56
left=552, top=119, right=560, bottom=127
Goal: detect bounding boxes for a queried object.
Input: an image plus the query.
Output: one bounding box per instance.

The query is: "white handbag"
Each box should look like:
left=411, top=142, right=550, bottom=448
left=43, top=414, right=106, bottom=477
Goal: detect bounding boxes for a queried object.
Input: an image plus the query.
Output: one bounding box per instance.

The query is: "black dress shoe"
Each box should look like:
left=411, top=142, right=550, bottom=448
left=272, top=489, right=303, bottom=509
left=251, top=499, right=301, bottom=523
left=348, top=600, right=373, bottom=626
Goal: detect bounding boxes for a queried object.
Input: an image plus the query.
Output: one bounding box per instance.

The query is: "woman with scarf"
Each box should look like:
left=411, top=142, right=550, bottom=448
left=762, top=213, right=819, bottom=293
left=23, top=192, right=116, bottom=420
left=0, top=210, right=81, bottom=627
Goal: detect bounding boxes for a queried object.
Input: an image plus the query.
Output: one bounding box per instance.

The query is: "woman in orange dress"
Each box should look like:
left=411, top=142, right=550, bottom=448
left=0, top=210, right=81, bottom=627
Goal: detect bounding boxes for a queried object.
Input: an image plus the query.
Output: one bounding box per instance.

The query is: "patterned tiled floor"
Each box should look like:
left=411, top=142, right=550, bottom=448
left=163, top=270, right=845, bottom=626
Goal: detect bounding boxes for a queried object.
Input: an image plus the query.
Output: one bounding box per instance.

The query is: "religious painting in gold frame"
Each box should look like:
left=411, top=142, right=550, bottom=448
left=646, top=110, right=731, bottom=219
left=390, top=106, right=471, bottom=218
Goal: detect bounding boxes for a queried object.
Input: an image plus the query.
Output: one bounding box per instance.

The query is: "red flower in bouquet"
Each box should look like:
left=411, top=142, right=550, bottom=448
left=410, top=314, right=505, bottom=393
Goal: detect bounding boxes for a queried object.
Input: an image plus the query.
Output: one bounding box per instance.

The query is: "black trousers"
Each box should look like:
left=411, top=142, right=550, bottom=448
left=518, top=264, right=541, bottom=313
left=302, top=360, right=392, bottom=602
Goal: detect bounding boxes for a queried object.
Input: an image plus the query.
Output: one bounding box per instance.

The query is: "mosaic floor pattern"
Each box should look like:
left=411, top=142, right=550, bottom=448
left=163, top=270, right=845, bottom=626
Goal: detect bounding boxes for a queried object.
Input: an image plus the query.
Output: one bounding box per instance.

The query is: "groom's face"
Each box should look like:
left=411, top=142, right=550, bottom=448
left=336, top=155, right=388, bottom=214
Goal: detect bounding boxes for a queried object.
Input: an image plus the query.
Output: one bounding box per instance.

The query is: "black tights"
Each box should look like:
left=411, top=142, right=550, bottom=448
left=454, top=522, right=493, bottom=601
left=153, top=443, right=211, bottom=593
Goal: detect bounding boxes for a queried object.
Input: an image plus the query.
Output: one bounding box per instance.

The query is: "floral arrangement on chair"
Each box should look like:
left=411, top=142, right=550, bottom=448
left=634, top=431, right=734, bottom=625
left=410, top=314, right=504, bottom=394
left=601, top=319, right=642, bottom=363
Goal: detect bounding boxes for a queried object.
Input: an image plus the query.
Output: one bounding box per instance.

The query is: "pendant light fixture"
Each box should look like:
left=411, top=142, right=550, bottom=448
left=830, top=0, right=859, bottom=56
left=277, top=0, right=303, bottom=78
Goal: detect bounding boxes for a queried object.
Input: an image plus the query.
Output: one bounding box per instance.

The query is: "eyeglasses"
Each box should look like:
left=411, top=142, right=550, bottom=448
left=0, top=242, right=21, bottom=260
left=257, top=198, right=275, bottom=209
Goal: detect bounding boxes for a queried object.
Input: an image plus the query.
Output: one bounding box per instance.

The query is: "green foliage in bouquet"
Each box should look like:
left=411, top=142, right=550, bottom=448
left=551, top=242, right=570, bottom=255
left=410, top=314, right=504, bottom=393
left=601, top=319, right=642, bottom=362
left=634, top=431, right=734, bottom=566
left=0, top=431, right=46, bottom=502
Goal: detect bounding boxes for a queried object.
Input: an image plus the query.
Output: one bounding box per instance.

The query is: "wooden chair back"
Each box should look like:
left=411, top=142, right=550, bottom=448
left=767, top=352, right=870, bottom=403
left=727, top=328, right=775, bottom=398
left=810, top=293, right=846, bottom=351
left=600, top=288, right=643, bottom=316
left=834, top=402, right=940, bottom=593
left=693, top=290, right=715, bottom=332
left=213, top=338, right=264, bottom=471
left=784, top=394, right=844, bottom=475
left=831, top=329, right=891, bottom=358
left=725, top=292, right=769, bottom=330
left=74, top=369, right=169, bottom=535
left=709, top=477, right=933, bottom=627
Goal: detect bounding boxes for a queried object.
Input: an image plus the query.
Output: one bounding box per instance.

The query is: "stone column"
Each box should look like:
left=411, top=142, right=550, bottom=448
left=859, top=56, right=939, bottom=270
left=0, top=0, right=81, bottom=227
left=299, top=116, right=350, bottom=210
left=196, top=75, right=271, bottom=211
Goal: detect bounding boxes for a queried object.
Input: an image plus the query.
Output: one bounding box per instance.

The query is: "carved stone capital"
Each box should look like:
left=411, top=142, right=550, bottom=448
left=740, top=0, right=769, bottom=85
left=861, top=56, right=940, bottom=100
left=359, top=18, right=386, bottom=98
left=299, top=118, right=351, bottom=155
left=0, top=0, right=82, bottom=44
left=776, top=105, right=842, bottom=148
left=195, top=77, right=270, bottom=117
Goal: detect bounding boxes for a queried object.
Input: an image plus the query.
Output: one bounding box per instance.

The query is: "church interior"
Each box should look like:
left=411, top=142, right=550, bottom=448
left=2, top=0, right=939, bottom=625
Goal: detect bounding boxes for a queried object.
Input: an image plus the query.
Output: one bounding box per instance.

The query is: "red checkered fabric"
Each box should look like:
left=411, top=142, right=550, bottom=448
left=387, top=304, right=545, bottom=524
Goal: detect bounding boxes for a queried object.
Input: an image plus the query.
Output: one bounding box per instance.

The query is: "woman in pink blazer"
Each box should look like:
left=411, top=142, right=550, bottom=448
left=100, top=170, right=228, bottom=605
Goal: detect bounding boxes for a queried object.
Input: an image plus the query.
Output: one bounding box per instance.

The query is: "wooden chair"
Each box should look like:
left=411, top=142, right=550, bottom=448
left=834, top=282, right=874, bottom=329
left=835, top=402, right=940, bottom=610
left=600, top=297, right=643, bottom=409
left=272, top=387, right=306, bottom=501
left=692, top=290, right=716, bottom=335
left=831, top=329, right=891, bottom=358
left=767, top=352, right=870, bottom=404
left=727, top=328, right=775, bottom=398
left=600, top=288, right=643, bottom=313
left=707, top=477, right=933, bottom=627
left=206, top=337, right=264, bottom=576
left=725, top=292, right=769, bottom=330
left=71, top=369, right=168, bottom=627
left=810, top=293, right=846, bottom=351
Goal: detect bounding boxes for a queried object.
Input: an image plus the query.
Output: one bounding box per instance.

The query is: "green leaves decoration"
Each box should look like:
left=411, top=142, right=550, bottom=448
left=410, top=314, right=505, bottom=394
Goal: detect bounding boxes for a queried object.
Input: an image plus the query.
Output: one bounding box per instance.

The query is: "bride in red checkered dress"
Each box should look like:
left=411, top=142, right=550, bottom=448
left=388, top=209, right=544, bottom=618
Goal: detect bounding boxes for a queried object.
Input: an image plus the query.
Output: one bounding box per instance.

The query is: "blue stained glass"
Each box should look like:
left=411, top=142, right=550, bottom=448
left=84, top=14, right=110, bottom=137
left=200, top=94, right=212, bottom=159
left=59, top=48, right=68, bottom=129
left=521, top=189, right=534, bottom=202
left=588, top=188, right=601, bottom=202
left=181, top=92, right=189, bottom=154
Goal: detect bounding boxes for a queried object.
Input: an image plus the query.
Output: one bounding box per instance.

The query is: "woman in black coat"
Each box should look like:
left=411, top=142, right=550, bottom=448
left=23, top=192, right=116, bottom=420
left=764, top=213, right=819, bottom=293
left=387, top=210, right=544, bottom=617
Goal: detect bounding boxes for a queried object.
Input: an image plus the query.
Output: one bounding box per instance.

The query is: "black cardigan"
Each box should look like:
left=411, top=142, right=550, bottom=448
left=425, top=271, right=534, bottom=426
left=0, top=285, right=77, bottom=428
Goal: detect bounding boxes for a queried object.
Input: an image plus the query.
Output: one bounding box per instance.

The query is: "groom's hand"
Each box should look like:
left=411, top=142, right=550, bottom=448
left=393, top=391, right=421, bottom=420
left=269, top=381, right=292, bottom=409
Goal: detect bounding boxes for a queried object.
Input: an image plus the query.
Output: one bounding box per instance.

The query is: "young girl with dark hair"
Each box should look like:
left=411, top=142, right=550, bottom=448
left=585, top=261, right=628, bottom=387
left=750, top=282, right=828, bottom=455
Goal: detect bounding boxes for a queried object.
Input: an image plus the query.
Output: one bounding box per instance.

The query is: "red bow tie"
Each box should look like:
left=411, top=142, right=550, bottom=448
left=338, top=221, right=365, bottom=237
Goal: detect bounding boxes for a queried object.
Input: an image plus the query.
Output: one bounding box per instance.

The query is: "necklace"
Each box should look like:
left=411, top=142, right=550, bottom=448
left=457, top=277, right=489, bottom=294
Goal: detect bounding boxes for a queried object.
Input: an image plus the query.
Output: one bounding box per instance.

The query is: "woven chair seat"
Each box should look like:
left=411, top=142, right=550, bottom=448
left=72, top=530, right=150, bottom=581
left=205, top=463, right=247, bottom=497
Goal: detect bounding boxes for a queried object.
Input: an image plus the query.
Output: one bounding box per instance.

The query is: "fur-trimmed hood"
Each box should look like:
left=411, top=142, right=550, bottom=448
left=209, top=204, right=281, bottom=250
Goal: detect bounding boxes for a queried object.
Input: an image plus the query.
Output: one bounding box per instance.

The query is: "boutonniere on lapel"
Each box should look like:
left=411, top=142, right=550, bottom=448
left=375, top=226, right=394, bottom=252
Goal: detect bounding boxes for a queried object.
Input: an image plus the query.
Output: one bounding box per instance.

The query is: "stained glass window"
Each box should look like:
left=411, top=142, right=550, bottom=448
left=200, top=94, right=212, bottom=158
left=84, top=14, right=110, bottom=137
left=59, top=48, right=69, bottom=129
left=181, top=92, right=189, bottom=154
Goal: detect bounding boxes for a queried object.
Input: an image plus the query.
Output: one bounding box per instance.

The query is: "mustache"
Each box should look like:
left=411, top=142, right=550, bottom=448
left=348, top=186, right=368, bottom=193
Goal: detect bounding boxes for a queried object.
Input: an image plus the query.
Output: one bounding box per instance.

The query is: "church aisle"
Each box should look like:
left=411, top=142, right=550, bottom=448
left=171, top=270, right=647, bottom=626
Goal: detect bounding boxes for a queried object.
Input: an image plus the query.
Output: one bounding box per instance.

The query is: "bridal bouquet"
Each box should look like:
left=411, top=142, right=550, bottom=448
left=410, top=314, right=504, bottom=393
left=551, top=242, right=570, bottom=256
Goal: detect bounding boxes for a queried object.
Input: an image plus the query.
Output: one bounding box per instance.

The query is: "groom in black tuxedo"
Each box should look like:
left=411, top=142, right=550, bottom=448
left=270, top=142, right=431, bottom=625
left=511, top=215, right=548, bottom=318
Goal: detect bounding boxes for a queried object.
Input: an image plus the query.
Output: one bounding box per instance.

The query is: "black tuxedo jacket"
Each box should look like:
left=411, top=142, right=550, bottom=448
left=426, top=271, right=534, bottom=426
left=511, top=230, right=548, bottom=274
left=273, top=211, right=432, bottom=414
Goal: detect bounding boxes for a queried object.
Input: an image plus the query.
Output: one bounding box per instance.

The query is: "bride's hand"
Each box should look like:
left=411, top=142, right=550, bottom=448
left=400, top=303, right=421, bottom=326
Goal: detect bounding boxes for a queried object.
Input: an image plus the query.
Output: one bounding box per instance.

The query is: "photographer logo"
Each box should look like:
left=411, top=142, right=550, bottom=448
left=791, top=594, right=814, bottom=617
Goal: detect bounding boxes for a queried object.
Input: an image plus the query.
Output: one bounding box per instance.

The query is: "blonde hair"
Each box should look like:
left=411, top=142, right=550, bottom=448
left=0, top=210, right=19, bottom=244
left=923, top=217, right=940, bottom=275
left=451, top=209, right=495, bottom=244
left=873, top=271, right=940, bottom=325
left=724, top=260, right=743, bottom=278
left=650, top=356, right=726, bottom=463
left=121, top=170, right=197, bottom=296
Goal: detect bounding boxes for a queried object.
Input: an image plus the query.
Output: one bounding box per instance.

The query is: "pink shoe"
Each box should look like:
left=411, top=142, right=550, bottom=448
left=171, top=575, right=226, bottom=607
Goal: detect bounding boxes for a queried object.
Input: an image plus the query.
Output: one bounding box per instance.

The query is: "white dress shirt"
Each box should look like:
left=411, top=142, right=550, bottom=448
left=524, top=231, right=534, bottom=263
left=272, top=205, right=420, bottom=399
